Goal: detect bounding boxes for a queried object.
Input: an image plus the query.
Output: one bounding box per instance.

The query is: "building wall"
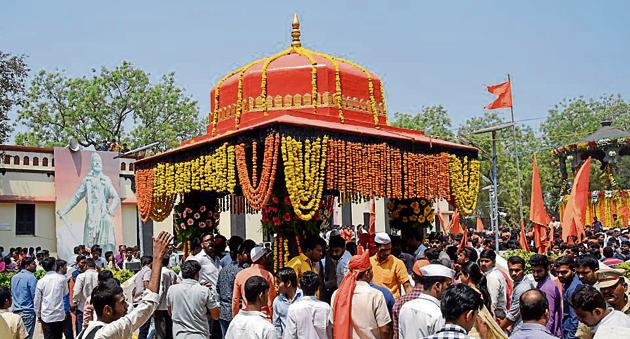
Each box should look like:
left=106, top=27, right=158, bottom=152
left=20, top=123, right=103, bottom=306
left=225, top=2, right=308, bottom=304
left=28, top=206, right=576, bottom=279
left=0, top=202, right=57, bottom=254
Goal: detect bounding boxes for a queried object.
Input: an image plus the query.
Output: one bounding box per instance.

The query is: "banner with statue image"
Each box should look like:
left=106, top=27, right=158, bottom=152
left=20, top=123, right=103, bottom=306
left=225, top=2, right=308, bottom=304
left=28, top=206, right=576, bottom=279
left=54, top=148, right=123, bottom=260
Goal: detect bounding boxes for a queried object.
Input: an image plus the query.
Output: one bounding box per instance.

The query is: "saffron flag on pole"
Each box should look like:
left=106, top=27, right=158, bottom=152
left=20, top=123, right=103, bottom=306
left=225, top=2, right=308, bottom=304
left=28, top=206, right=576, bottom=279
left=530, top=155, right=551, bottom=226
left=519, top=220, right=530, bottom=252
left=437, top=207, right=449, bottom=233
left=484, top=81, right=513, bottom=109
left=561, top=158, right=592, bottom=243
left=476, top=215, right=485, bottom=233
left=530, top=154, right=552, bottom=253
left=367, top=198, right=377, bottom=256
left=458, top=227, right=468, bottom=251
left=450, top=211, right=462, bottom=235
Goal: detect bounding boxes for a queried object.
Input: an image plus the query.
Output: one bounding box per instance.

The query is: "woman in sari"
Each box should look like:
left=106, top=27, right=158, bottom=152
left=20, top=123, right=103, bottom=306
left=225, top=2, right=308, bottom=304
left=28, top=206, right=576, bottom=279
left=460, top=262, right=508, bottom=339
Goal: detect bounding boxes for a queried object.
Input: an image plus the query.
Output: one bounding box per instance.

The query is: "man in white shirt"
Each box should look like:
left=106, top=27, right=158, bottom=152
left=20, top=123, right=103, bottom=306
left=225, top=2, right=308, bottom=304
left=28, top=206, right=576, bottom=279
left=570, top=284, right=630, bottom=338
left=285, top=271, right=332, bottom=339
left=166, top=260, right=220, bottom=338
left=186, top=235, right=221, bottom=288
left=133, top=256, right=153, bottom=339
left=72, top=258, right=99, bottom=316
left=479, top=249, right=508, bottom=319
left=226, top=276, right=277, bottom=339
left=398, top=264, right=454, bottom=338
left=155, top=256, right=178, bottom=339
left=34, top=257, right=69, bottom=338
left=76, top=231, right=174, bottom=339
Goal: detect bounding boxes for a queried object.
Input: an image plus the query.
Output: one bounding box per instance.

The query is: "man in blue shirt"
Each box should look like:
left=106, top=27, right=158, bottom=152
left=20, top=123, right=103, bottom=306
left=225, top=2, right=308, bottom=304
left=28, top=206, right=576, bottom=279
left=556, top=256, right=581, bottom=339
left=11, top=257, right=37, bottom=339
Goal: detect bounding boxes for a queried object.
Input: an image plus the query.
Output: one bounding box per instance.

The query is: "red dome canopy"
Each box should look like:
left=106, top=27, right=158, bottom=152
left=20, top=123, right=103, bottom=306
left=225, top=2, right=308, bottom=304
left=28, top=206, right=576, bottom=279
left=207, top=15, right=387, bottom=136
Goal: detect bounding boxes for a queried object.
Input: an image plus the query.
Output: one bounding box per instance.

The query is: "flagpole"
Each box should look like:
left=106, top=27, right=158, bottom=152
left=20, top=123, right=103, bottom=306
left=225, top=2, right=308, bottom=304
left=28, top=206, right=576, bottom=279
left=508, top=74, right=525, bottom=225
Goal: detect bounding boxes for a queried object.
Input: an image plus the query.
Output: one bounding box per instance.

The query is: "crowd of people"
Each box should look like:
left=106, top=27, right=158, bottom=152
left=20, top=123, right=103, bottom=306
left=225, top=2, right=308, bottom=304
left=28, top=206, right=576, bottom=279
left=2, top=218, right=630, bottom=339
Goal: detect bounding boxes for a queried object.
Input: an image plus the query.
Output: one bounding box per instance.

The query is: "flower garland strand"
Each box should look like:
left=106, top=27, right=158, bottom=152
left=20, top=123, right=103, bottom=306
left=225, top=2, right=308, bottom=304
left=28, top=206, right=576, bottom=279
left=333, top=57, right=379, bottom=128
left=135, top=169, right=154, bottom=223
left=448, top=155, right=481, bottom=216
left=310, top=50, right=343, bottom=122
left=235, top=134, right=280, bottom=210
left=281, top=135, right=329, bottom=220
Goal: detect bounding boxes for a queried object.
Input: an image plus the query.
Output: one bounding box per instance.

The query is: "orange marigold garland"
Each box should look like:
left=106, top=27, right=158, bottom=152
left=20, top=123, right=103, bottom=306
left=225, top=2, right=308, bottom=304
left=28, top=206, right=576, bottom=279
left=402, top=152, right=450, bottom=200
left=236, top=134, right=280, bottom=210
left=135, top=169, right=154, bottom=223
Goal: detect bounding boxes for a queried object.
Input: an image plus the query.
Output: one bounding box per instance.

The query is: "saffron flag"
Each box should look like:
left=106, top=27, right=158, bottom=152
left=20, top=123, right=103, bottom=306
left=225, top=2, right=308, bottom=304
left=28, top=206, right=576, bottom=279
left=519, top=220, right=530, bottom=252
left=561, top=158, right=592, bottom=243
left=437, top=208, right=449, bottom=233
left=533, top=224, right=549, bottom=253
left=367, top=198, right=377, bottom=256
left=476, top=215, right=485, bottom=233
left=458, top=228, right=468, bottom=251
left=450, top=211, right=462, bottom=235
left=485, top=81, right=512, bottom=109
left=530, top=155, right=551, bottom=226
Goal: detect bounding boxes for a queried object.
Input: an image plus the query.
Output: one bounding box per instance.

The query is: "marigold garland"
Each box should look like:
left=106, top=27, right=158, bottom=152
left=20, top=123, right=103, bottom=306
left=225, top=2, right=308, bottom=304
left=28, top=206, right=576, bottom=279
left=135, top=169, right=154, bottom=223
left=311, top=51, right=343, bottom=122
left=261, top=48, right=294, bottom=116
left=402, top=152, right=450, bottom=200
left=448, top=155, right=480, bottom=216
left=281, top=135, right=329, bottom=220
left=333, top=57, right=379, bottom=127
left=235, top=134, right=280, bottom=210
left=325, top=140, right=402, bottom=199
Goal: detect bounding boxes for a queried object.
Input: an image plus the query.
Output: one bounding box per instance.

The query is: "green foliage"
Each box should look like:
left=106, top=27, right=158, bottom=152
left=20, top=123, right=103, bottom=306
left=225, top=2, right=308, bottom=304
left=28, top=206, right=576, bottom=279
left=502, top=249, right=559, bottom=272
left=0, top=272, right=15, bottom=288
left=391, top=105, right=455, bottom=141
left=107, top=269, right=134, bottom=283
left=611, top=262, right=630, bottom=280
left=171, top=266, right=181, bottom=274
left=34, top=269, right=46, bottom=280
left=0, top=51, right=29, bottom=144
left=16, top=61, right=203, bottom=152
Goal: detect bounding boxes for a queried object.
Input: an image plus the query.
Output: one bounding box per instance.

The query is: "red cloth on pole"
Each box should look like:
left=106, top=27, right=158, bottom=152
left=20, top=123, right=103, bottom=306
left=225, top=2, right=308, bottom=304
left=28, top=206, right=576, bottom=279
left=484, top=81, right=512, bottom=109
left=533, top=224, right=550, bottom=253
left=458, top=228, right=468, bottom=251
left=519, top=220, right=530, bottom=252
left=530, top=155, right=551, bottom=226
left=367, top=198, right=377, bottom=256
left=561, top=158, right=591, bottom=243
left=450, top=211, right=462, bottom=235
left=476, top=215, right=485, bottom=233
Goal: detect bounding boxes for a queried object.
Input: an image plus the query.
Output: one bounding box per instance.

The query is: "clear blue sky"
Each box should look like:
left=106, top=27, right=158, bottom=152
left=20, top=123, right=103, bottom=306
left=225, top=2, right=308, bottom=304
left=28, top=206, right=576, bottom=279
left=2, top=1, right=629, bottom=138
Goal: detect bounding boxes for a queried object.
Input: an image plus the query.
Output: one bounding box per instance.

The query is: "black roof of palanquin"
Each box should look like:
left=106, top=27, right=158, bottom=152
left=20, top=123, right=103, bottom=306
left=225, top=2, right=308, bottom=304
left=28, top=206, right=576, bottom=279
left=578, top=119, right=630, bottom=143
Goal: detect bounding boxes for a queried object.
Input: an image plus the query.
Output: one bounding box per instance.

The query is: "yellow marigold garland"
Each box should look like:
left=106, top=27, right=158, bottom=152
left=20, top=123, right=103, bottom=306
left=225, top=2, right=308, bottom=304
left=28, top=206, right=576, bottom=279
left=310, top=50, right=344, bottom=122
left=235, top=59, right=264, bottom=128
left=281, top=135, right=329, bottom=220
left=333, top=57, right=379, bottom=128
left=448, top=155, right=480, bottom=216
left=261, top=48, right=293, bottom=116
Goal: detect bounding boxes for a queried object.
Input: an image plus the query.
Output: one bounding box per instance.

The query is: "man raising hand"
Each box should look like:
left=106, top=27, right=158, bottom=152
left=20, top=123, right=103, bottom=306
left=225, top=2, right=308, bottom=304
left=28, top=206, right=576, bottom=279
left=77, top=231, right=174, bottom=339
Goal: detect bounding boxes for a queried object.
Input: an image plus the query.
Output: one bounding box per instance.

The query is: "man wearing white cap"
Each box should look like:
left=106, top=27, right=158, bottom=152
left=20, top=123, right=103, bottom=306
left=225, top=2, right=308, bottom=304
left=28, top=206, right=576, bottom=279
left=398, top=264, right=454, bottom=338
left=370, top=233, right=412, bottom=298
left=232, top=246, right=276, bottom=318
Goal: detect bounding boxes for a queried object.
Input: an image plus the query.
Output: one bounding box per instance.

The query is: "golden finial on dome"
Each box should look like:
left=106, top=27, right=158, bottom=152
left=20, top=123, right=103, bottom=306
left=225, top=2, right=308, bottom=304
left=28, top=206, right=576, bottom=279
left=291, top=13, right=302, bottom=47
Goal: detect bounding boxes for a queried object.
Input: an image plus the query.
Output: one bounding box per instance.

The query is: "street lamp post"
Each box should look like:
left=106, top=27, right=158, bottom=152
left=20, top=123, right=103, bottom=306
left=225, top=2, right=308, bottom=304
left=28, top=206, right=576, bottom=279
left=471, top=122, right=515, bottom=253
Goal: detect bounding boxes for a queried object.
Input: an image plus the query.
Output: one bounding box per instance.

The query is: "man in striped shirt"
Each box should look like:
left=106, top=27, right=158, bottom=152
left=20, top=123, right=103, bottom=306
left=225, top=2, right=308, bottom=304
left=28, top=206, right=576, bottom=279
left=392, top=260, right=425, bottom=339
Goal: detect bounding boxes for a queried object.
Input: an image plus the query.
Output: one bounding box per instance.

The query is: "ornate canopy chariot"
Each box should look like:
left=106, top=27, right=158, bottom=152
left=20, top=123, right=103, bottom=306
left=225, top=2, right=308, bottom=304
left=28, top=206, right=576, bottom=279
left=554, top=119, right=630, bottom=227
left=133, top=16, right=480, bottom=266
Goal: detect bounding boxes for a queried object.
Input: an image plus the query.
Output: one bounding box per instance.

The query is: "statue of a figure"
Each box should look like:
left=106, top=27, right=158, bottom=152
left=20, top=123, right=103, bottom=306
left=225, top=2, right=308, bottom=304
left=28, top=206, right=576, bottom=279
left=57, top=153, right=120, bottom=253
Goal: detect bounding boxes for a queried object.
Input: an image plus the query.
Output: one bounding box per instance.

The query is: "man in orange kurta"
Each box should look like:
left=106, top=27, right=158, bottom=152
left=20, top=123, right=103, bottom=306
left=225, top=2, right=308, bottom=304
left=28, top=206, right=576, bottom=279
left=232, top=246, right=276, bottom=318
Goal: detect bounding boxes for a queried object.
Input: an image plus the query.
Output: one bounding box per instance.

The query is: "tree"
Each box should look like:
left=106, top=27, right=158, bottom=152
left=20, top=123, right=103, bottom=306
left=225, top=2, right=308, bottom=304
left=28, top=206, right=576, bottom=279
left=16, top=61, right=203, bottom=152
left=0, top=52, right=29, bottom=144
left=457, top=112, right=546, bottom=225
left=391, top=105, right=455, bottom=141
